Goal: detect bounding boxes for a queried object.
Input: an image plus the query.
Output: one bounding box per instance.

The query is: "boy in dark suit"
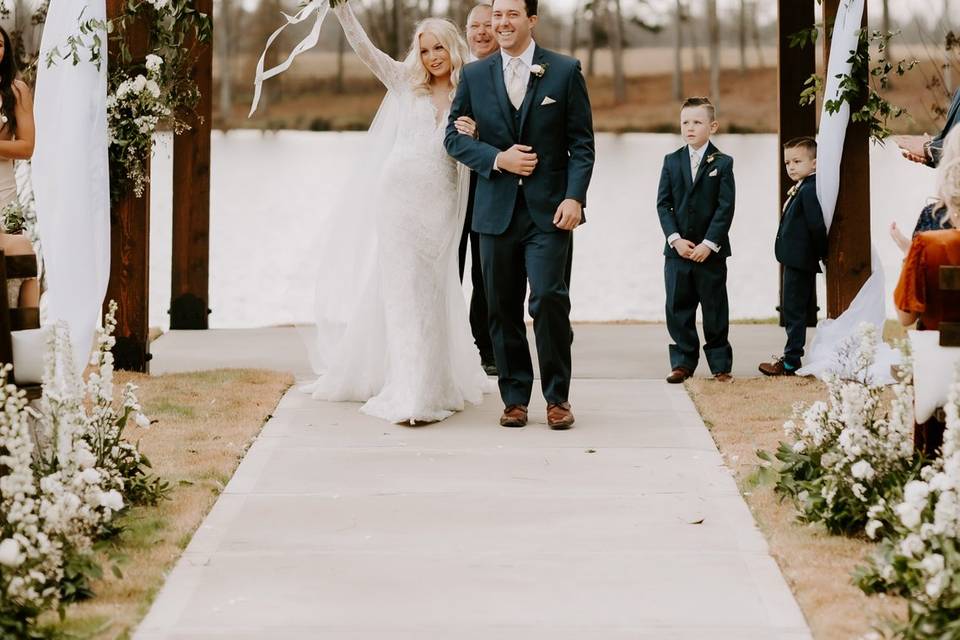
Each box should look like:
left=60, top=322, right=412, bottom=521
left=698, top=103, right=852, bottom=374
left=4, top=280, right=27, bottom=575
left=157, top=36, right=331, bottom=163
left=656, top=97, right=735, bottom=383
left=759, top=136, right=827, bottom=376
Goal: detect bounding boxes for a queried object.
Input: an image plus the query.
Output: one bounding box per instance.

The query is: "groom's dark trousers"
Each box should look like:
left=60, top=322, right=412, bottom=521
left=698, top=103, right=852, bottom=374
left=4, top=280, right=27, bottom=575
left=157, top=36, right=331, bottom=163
left=445, top=45, right=594, bottom=406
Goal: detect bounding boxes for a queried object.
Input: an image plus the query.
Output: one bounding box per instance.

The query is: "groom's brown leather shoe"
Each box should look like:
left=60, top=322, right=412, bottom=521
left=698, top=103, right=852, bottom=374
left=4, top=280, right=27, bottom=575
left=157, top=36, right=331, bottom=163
left=666, top=367, right=692, bottom=384
left=547, top=402, right=575, bottom=430
left=500, top=405, right=528, bottom=428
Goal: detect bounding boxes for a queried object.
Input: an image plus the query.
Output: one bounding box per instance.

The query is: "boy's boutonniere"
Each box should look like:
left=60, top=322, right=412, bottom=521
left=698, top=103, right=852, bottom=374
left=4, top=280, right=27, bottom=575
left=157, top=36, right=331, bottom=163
left=706, top=152, right=722, bottom=164
left=786, top=182, right=800, bottom=199
left=530, top=63, right=548, bottom=78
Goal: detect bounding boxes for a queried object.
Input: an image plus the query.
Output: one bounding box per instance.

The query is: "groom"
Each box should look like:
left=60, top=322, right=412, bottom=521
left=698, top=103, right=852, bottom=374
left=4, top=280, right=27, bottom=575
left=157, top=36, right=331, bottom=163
left=445, top=0, right=595, bottom=430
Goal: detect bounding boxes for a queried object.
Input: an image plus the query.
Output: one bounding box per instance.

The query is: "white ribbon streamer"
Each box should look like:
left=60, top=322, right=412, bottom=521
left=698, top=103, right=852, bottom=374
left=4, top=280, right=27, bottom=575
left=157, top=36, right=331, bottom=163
left=249, top=0, right=330, bottom=116
left=797, top=0, right=899, bottom=383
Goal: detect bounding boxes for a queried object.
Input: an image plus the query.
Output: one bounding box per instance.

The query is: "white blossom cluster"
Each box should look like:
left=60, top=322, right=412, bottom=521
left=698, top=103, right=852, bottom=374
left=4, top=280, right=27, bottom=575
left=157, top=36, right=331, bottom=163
left=864, top=367, right=960, bottom=615
left=783, top=324, right=915, bottom=526
left=0, top=305, right=154, bottom=630
left=106, top=56, right=168, bottom=197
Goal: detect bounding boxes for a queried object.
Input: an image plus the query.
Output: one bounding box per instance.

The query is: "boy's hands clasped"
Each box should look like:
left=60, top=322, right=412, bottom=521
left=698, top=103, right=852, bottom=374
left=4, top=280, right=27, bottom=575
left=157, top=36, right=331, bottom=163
left=672, top=238, right=712, bottom=262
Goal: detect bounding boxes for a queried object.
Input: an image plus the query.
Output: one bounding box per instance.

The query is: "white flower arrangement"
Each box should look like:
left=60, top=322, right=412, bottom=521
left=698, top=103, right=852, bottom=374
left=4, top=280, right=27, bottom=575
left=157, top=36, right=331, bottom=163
left=759, top=324, right=918, bottom=536
left=0, top=303, right=160, bottom=636
left=857, top=366, right=960, bottom=637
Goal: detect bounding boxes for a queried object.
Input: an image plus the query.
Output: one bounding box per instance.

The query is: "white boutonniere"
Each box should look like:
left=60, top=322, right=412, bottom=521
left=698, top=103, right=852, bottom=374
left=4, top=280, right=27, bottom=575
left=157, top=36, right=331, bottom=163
left=530, top=63, right=548, bottom=78
left=706, top=152, right=722, bottom=164
left=786, top=182, right=800, bottom=199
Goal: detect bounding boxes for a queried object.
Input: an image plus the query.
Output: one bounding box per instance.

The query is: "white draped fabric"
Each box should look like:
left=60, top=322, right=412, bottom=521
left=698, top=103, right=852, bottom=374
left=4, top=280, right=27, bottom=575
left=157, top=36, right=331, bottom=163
left=33, top=0, right=110, bottom=374
left=796, top=0, right=899, bottom=383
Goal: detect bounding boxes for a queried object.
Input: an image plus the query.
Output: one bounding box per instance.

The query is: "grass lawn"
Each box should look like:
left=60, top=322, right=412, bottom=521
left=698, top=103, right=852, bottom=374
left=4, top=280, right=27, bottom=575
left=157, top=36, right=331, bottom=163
left=44, top=368, right=292, bottom=639
left=685, top=375, right=906, bottom=639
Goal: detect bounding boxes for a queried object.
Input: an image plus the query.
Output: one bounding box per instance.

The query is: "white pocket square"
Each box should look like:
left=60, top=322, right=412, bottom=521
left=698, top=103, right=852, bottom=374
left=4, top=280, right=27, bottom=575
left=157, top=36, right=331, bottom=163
left=708, top=169, right=718, bottom=177
left=540, top=96, right=557, bottom=106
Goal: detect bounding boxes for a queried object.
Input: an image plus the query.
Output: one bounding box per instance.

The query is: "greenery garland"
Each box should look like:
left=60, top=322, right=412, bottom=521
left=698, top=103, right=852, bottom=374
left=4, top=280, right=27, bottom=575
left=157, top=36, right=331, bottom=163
left=47, top=0, right=211, bottom=201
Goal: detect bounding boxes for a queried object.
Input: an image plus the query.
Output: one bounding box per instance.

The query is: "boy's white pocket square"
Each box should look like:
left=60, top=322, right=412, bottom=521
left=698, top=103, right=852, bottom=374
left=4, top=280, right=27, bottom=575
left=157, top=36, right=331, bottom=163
left=708, top=168, right=718, bottom=177
left=540, top=96, right=557, bottom=106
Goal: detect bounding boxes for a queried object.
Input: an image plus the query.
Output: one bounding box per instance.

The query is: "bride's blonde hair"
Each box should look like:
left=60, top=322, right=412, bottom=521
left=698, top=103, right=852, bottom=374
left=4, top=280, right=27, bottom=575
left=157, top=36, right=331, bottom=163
left=404, top=18, right=469, bottom=99
left=935, top=127, right=960, bottom=220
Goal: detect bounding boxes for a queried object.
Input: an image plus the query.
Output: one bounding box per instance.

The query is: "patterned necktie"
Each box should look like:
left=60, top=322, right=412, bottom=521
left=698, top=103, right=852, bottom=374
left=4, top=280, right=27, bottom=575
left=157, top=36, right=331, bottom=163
left=690, top=150, right=700, bottom=177
left=506, top=57, right=526, bottom=110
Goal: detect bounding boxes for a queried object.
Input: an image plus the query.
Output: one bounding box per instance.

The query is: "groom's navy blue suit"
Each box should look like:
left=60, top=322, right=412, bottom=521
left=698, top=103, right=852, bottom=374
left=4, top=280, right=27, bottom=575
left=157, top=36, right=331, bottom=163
left=445, top=44, right=594, bottom=406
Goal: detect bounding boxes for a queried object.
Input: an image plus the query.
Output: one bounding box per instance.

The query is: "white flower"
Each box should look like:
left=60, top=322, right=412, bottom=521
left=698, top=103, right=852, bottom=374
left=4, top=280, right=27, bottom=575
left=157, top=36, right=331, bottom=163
left=145, top=79, right=161, bottom=99
left=921, top=553, right=945, bottom=576
left=899, top=533, right=925, bottom=557
left=851, top=460, right=875, bottom=480
left=134, top=412, right=151, bottom=429
left=75, top=448, right=96, bottom=469
left=99, top=489, right=124, bottom=511
left=145, top=54, right=163, bottom=71
left=0, top=538, right=23, bottom=567
left=791, top=440, right=806, bottom=453
left=865, top=519, right=882, bottom=539
left=132, top=75, right=148, bottom=93
left=80, top=468, right=101, bottom=484
left=529, top=63, right=546, bottom=78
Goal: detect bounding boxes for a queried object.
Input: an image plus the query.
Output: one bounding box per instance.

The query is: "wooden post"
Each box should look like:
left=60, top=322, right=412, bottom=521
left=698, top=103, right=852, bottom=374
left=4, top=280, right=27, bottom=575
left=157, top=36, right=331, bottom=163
left=776, top=0, right=818, bottom=325
left=170, top=0, right=212, bottom=330
left=822, top=0, right=872, bottom=318
left=105, top=0, right=152, bottom=371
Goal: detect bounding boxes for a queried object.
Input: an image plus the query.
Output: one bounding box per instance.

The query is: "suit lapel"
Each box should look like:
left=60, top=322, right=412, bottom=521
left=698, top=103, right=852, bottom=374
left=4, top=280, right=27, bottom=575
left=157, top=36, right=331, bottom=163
left=489, top=52, right=514, bottom=135
left=517, top=46, right=546, bottom=135
left=690, top=142, right=717, bottom=192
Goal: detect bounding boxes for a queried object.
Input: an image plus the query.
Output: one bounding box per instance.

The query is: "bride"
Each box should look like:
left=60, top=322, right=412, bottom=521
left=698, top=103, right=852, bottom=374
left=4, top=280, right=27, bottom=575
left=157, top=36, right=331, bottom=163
left=301, top=2, right=491, bottom=424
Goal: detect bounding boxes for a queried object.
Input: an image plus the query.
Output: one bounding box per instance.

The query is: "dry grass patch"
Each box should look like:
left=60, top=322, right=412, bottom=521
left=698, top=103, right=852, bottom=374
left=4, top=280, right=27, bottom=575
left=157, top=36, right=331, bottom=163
left=45, top=368, right=292, bottom=639
left=685, top=376, right=905, bottom=640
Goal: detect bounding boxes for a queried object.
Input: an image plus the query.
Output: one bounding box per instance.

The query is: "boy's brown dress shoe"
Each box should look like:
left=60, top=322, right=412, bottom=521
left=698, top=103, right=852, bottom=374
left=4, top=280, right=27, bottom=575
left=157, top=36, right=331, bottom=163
left=500, top=405, right=528, bottom=428
left=714, top=372, right=733, bottom=382
left=666, top=367, right=692, bottom=384
left=758, top=357, right=796, bottom=377
left=547, top=402, right=575, bottom=430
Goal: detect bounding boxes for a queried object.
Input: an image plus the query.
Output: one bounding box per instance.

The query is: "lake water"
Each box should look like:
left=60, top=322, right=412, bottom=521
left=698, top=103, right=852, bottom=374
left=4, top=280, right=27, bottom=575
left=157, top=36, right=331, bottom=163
left=148, top=131, right=935, bottom=329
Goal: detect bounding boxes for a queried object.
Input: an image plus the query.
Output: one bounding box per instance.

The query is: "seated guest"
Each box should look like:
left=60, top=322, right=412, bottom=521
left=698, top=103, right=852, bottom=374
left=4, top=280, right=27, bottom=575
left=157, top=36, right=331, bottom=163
left=891, top=128, right=960, bottom=253
left=894, top=150, right=960, bottom=456
left=0, top=26, right=36, bottom=308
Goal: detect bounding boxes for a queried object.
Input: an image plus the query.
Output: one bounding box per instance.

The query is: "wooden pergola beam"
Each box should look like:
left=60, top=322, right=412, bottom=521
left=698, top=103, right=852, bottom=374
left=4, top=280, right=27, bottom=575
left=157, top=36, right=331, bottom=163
left=105, top=0, right=151, bottom=372
left=170, top=0, right=212, bottom=330
left=821, top=0, right=872, bottom=318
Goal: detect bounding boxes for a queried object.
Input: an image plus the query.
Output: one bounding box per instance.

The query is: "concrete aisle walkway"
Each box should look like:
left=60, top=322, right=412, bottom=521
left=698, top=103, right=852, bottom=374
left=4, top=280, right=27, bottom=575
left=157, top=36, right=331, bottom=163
left=136, top=326, right=811, bottom=639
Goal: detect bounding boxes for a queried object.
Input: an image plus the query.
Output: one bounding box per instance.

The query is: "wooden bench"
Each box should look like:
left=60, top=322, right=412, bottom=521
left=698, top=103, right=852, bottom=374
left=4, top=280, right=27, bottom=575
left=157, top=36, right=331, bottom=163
left=0, top=249, right=41, bottom=399
left=914, top=265, right=960, bottom=456
left=940, top=265, right=960, bottom=347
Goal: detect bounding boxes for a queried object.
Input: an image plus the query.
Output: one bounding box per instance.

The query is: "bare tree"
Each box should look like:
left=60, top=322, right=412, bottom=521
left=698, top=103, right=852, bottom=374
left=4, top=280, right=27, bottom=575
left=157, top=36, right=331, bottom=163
left=587, top=1, right=605, bottom=77
left=672, top=0, right=683, bottom=101
left=606, top=0, right=626, bottom=104
left=218, top=0, right=233, bottom=126
left=707, top=0, right=720, bottom=109
left=738, top=0, right=747, bottom=73
left=570, top=0, right=581, bottom=56
left=946, top=0, right=954, bottom=93
left=881, top=0, right=893, bottom=61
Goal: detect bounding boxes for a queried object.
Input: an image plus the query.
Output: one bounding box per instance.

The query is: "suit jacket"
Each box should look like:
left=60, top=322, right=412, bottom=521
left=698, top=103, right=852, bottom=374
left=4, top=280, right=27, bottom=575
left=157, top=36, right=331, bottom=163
left=929, top=87, right=960, bottom=167
left=775, top=174, right=828, bottom=272
left=656, top=142, right=735, bottom=258
left=444, top=45, right=595, bottom=234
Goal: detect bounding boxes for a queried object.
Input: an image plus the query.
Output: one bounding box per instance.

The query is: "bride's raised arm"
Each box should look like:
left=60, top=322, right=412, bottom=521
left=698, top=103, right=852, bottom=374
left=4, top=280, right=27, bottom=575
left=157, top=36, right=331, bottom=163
left=333, top=3, right=405, bottom=93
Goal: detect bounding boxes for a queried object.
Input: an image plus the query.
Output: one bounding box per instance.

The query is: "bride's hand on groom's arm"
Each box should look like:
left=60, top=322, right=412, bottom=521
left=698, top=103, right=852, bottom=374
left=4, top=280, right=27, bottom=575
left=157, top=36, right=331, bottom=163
left=553, top=199, right=582, bottom=231
left=455, top=116, right=478, bottom=139
left=495, top=144, right=538, bottom=176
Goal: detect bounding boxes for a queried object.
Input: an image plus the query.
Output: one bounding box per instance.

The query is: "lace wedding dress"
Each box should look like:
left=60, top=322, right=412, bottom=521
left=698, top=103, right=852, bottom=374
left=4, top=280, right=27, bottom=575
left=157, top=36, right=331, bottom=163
left=301, top=3, right=490, bottom=423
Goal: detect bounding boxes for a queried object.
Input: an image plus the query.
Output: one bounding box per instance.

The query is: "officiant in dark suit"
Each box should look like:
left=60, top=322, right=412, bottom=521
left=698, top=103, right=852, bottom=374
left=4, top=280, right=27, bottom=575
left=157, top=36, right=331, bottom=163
left=445, top=0, right=594, bottom=430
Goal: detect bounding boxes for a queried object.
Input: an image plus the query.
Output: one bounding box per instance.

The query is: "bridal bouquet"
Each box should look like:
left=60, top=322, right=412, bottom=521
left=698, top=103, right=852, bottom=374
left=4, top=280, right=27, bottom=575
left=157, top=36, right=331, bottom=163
left=856, top=368, right=960, bottom=639
left=758, top=324, right=920, bottom=536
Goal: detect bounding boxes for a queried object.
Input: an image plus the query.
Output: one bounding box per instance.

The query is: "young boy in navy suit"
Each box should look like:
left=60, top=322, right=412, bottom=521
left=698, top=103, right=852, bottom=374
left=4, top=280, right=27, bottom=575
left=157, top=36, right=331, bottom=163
left=759, top=136, right=827, bottom=376
left=656, top=97, right=736, bottom=383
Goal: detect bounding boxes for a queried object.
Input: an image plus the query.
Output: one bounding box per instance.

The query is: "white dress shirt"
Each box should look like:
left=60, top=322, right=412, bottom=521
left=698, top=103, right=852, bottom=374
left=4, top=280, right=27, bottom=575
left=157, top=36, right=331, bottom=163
left=667, top=142, right=720, bottom=253
left=493, top=40, right=537, bottom=173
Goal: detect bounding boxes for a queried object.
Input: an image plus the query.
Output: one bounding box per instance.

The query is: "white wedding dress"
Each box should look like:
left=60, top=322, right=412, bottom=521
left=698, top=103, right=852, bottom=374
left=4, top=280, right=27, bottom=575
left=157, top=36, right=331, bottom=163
left=301, top=4, right=490, bottom=423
